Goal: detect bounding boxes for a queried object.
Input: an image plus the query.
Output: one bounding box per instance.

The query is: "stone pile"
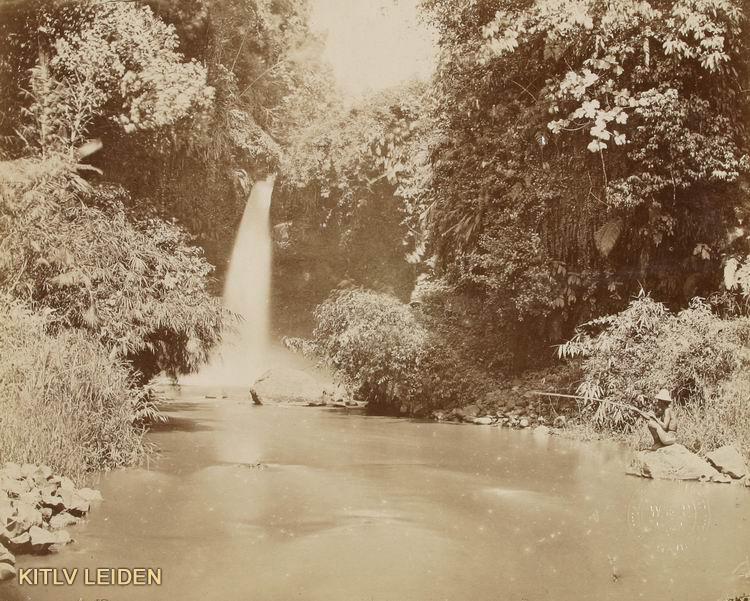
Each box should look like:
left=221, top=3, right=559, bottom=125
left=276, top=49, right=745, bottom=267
left=431, top=402, right=556, bottom=432
left=0, top=463, right=102, bottom=581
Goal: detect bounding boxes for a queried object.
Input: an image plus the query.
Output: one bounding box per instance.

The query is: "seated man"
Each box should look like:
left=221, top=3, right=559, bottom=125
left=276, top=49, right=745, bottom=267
left=646, top=388, right=677, bottom=450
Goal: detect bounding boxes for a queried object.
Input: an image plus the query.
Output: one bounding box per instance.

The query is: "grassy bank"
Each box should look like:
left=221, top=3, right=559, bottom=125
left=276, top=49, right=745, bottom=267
left=0, top=299, right=147, bottom=482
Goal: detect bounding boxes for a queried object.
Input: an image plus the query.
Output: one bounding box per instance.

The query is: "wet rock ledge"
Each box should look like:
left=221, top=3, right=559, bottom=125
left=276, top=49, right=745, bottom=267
left=0, top=463, right=102, bottom=582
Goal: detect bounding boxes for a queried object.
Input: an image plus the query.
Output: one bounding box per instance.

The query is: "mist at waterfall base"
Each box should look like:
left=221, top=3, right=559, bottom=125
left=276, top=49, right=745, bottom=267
left=183, top=176, right=275, bottom=387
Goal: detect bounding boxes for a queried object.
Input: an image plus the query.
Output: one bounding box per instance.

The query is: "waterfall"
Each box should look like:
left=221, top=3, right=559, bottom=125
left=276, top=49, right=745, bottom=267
left=185, top=175, right=275, bottom=387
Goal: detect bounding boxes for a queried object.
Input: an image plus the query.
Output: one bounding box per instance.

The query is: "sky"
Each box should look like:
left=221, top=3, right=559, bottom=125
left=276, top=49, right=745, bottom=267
left=309, top=0, right=436, bottom=99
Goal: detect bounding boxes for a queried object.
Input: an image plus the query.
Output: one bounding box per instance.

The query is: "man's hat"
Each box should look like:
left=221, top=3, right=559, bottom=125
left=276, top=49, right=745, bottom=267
left=655, top=388, right=672, bottom=403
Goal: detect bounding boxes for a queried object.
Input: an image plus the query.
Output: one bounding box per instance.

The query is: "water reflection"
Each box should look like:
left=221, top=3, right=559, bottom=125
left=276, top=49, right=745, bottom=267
left=6, top=388, right=748, bottom=601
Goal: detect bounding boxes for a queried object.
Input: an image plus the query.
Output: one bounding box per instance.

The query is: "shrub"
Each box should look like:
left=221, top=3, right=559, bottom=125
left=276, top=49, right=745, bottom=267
left=303, top=289, right=478, bottom=414
left=0, top=156, right=227, bottom=383
left=560, top=294, right=750, bottom=457
left=0, top=298, right=147, bottom=482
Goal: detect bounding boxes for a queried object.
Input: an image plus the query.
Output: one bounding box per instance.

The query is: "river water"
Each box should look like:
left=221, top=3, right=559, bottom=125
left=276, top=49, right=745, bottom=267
left=6, top=386, right=749, bottom=601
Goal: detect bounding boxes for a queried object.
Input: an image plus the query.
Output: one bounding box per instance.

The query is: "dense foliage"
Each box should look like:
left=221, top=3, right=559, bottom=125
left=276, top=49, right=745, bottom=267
left=0, top=298, right=147, bottom=482
left=0, top=158, right=225, bottom=383
left=559, top=294, right=750, bottom=456
left=415, top=0, right=750, bottom=369
left=271, top=84, right=428, bottom=334
left=0, top=0, right=235, bottom=475
left=298, top=289, right=482, bottom=414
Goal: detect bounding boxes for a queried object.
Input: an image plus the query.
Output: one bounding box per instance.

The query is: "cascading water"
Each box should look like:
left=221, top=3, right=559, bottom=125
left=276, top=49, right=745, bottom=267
left=185, top=174, right=275, bottom=387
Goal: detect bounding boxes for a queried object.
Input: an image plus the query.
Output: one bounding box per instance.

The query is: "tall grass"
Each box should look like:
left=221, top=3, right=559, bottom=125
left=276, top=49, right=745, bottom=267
left=561, top=296, right=750, bottom=460
left=673, top=373, right=750, bottom=459
left=0, top=298, right=147, bottom=482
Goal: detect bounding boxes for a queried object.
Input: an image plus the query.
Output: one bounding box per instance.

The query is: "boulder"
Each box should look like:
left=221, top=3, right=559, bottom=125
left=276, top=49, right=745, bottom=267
left=49, top=512, right=79, bottom=530
left=32, top=465, right=52, bottom=483
left=0, top=562, right=16, bottom=582
left=76, top=488, right=103, bottom=503
left=553, top=416, right=567, bottom=428
left=251, top=368, right=326, bottom=404
left=1, top=464, right=22, bottom=480
left=41, top=493, right=64, bottom=512
left=0, top=478, right=25, bottom=498
left=455, top=404, right=480, bottom=420
left=10, top=500, right=42, bottom=533
left=706, top=446, right=747, bottom=479
left=0, top=500, right=14, bottom=526
left=20, top=464, right=37, bottom=479
left=471, top=417, right=494, bottom=426
left=533, top=425, right=550, bottom=436
left=28, top=526, right=71, bottom=553
left=711, top=472, right=733, bottom=484
left=519, top=417, right=530, bottom=428
left=58, top=489, right=89, bottom=516
left=0, top=542, right=14, bottom=566
left=51, top=476, right=75, bottom=492
left=6, top=531, right=30, bottom=552
left=628, top=444, right=721, bottom=481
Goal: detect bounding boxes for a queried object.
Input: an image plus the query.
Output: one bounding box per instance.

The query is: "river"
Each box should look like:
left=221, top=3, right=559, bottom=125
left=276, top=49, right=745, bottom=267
left=5, top=386, right=749, bottom=601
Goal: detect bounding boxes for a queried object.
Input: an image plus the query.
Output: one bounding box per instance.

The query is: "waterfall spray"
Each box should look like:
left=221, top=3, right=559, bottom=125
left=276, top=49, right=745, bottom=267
left=184, top=174, right=275, bottom=386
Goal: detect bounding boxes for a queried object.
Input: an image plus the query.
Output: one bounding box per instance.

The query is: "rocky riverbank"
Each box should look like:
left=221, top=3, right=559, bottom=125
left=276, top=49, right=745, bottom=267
left=247, top=365, right=750, bottom=487
left=0, top=463, right=102, bottom=582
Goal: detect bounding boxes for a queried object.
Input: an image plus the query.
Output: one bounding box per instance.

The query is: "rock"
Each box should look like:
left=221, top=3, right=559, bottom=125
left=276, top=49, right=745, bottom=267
left=28, top=525, right=55, bottom=546
left=0, top=478, right=25, bottom=498
left=628, top=444, right=721, bottom=481
left=0, top=562, right=16, bottom=582
left=48, top=512, right=79, bottom=530
left=58, top=489, right=89, bottom=516
left=711, top=472, right=733, bottom=484
left=519, top=417, right=530, bottom=428
left=456, top=404, right=480, bottom=420
left=0, top=542, right=15, bottom=566
left=537, top=416, right=547, bottom=425
left=20, top=464, right=37, bottom=479
left=533, top=425, right=550, bottom=436
left=432, top=411, right=446, bottom=421
left=17, top=492, right=40, bottom=507
left=2, top=464, right=22, bottom=480
left=6, top=531, right=30, bottom=552
left=472, top=417, right=494, bottom=426
left=41, top=493, right=64, bottom=511
left=553, top=416, right=567, bottom=428
left=706, top=446, right=747, bottom=479
left=76, top=488, right=102, bottom=503
left=251, top=368, right=327, bottom=404
left=32, top=465, right=52, bottom=482
left=53, top=476, right=75, bottom=492
left=325, top=383, right=350, bottom=405
left=10, top=500, right=42, bottom=533
left=29, top=526, right=71, bottom=553
left=0, top=499, right=14, bottom=525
